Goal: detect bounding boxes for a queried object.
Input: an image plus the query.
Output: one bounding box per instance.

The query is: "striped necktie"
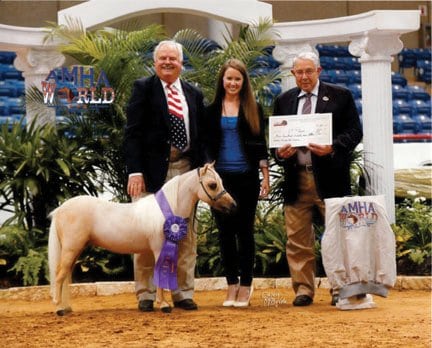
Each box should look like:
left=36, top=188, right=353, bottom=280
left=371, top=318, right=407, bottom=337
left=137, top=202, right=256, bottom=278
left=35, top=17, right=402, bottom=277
left=299, top=93, right=313, bottom=154
left=167, top=84, right=187, bottom=151
left=302, top=93, right=312, bottom=114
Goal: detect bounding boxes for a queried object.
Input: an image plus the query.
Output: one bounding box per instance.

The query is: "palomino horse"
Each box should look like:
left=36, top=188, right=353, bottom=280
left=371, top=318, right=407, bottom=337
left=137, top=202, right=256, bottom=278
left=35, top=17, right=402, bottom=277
left=48, top=163, right=236, bottom=315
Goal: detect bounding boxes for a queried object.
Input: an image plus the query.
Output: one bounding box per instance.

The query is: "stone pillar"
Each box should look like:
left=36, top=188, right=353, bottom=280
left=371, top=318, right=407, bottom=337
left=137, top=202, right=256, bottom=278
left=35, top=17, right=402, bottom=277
left=272, top=43, right=317, bottom=92
left=349, top=33, right=404, bottom=222
left=14, top=47, right=65, bottom=126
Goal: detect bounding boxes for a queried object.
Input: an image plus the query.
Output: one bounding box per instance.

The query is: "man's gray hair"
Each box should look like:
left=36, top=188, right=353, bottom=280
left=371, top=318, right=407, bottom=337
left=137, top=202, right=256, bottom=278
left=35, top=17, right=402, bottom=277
left=293, top=51, right=320, bottom=68
left=153, top=40, right=184, bottom=62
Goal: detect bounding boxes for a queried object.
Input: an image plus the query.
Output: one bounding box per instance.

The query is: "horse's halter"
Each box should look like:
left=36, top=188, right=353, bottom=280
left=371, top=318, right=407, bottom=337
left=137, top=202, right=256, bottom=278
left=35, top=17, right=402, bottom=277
left=197, top=167, right=228, bottom=202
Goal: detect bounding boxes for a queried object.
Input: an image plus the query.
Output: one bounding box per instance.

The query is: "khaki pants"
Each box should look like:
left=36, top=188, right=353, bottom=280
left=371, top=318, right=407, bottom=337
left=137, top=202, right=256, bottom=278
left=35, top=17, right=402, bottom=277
left=134, top=159, right=197, bottom=302
left=284, top=170, right=325, bottom=299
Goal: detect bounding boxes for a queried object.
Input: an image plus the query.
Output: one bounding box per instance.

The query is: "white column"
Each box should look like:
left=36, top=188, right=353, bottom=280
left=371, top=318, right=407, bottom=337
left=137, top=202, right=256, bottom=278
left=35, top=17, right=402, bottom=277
left=14, top=47, right=65, bottom=126
left=349, top=34, right=404, bottom=222
left=208, top=18, right=232, bottom=48
left=272, top=43, right=317, bottom=92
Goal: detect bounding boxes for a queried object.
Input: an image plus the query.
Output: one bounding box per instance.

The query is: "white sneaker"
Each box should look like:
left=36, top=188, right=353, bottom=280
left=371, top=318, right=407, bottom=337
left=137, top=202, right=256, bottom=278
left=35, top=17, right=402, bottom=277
left=336, top=294, right=376, bottom=310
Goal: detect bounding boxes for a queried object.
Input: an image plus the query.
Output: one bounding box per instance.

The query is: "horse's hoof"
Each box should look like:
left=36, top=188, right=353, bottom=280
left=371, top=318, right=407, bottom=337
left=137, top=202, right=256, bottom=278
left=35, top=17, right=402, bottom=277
left=56, top=307, right=72, bottom=316
left=161, top=306, right=172, bottom=313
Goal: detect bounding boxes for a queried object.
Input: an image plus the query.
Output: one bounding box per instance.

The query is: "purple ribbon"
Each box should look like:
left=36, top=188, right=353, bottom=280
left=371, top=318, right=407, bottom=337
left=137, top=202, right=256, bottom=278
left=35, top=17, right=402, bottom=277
left=153, top=189, right=188, bottom=290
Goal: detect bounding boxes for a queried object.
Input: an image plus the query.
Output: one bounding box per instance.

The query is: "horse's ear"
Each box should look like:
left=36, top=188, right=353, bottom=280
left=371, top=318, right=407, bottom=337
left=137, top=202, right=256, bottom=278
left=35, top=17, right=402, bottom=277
left=200, top=161, right=215, bottom=176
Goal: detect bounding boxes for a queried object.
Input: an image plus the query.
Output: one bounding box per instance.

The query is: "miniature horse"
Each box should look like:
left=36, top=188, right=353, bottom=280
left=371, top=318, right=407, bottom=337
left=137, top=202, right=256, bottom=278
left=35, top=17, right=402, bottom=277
left=48, top=163, right=236, bottom=315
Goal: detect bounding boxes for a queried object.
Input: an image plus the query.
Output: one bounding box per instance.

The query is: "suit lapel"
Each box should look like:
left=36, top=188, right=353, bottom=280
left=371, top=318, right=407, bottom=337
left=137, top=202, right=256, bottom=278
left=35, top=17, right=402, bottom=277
left=316, top=83, right=331, bottom=113
left=288, top=88, right=301, bottom=115
left=154, top=77, right=171, bottom=127
left=181, top=81, right=194, bottom=118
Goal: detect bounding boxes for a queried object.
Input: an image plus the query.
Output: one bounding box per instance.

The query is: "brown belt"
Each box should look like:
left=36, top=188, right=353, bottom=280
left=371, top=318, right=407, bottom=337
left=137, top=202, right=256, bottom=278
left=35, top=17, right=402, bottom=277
left=169, top=146, right=190, bottom=162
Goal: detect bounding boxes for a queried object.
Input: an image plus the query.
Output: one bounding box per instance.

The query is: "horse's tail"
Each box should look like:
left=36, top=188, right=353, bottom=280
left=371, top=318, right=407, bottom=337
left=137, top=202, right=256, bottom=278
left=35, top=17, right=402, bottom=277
left=48, top=209, right=60, bottom=301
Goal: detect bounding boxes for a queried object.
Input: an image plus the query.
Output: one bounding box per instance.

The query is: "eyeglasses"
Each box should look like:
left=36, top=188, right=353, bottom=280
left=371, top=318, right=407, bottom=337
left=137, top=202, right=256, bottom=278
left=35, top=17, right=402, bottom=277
left=292, top=69, right=317, bottom=77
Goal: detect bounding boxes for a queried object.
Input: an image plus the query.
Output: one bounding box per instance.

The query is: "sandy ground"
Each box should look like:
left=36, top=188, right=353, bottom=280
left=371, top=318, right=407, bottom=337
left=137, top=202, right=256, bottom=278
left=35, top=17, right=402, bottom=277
left=1, top=288, right=430, bottom=348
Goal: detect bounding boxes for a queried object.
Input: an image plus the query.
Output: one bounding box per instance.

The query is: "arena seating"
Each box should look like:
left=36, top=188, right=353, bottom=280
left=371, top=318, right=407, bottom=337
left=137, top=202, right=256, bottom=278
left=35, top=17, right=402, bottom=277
left=317, top=44, right=431, bottom=141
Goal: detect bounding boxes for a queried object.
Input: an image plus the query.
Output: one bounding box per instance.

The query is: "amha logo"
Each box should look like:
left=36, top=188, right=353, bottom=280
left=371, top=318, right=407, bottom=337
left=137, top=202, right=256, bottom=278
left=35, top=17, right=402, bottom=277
left=338, top=201, right=379, bottom=229
left=41, top=66, right=115, bottom=109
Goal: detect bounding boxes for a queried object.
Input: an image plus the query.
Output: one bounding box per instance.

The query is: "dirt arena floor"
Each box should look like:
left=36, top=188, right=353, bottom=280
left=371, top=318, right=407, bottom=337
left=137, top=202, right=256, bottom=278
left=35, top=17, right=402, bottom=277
left=0, top=288, right=430, bottom=348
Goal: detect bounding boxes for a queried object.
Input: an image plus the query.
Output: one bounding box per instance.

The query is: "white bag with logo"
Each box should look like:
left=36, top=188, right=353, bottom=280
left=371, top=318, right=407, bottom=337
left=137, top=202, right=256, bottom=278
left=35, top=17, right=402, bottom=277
left=321, top=195, right=396, bottom=310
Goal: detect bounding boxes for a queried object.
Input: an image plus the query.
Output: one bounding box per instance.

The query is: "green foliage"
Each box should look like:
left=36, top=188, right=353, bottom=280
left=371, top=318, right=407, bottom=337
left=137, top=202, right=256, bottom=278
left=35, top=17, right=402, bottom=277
left=0, top=222, right=49, bottom=287
left=0, top=119, right=100, bottom=230
left=73, top=246, right=133, bottom=282
left=9, top=248, right=48, bottom=286
left=393, top=196, right=432, bottom=275
left=196, top=204, right=223, bottom=277
left=254, top=202, right=287, bottom=275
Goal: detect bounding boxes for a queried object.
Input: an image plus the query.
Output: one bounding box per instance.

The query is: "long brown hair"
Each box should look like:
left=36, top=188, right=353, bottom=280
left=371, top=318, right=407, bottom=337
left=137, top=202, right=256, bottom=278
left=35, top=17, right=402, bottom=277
left=213, top=58, right=260, bottom=135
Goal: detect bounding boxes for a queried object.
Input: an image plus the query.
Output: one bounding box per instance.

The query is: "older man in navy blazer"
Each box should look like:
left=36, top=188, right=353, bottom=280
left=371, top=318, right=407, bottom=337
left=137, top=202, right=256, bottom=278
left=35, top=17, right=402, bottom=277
left=124, top=40, right=206, bottom=312
left=272, top=51, right=362, bottom=307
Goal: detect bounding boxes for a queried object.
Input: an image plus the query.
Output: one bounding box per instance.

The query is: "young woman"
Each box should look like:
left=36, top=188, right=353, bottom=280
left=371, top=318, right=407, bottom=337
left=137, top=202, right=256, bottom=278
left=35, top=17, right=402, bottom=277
left=204, top=58, right=270, bottom=307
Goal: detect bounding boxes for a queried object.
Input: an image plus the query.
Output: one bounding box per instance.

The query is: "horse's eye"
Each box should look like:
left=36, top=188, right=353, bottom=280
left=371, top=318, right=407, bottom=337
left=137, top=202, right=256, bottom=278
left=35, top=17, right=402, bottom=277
left=208, top=182, right=217, bottom=190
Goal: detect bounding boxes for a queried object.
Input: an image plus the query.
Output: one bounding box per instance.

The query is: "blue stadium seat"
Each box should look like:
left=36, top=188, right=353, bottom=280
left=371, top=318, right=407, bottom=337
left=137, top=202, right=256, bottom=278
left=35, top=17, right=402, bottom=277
left=412, top=114, right=432, bottom=134
left=0, top=100, right=9, bottom=116
left=249, top=67, right=275, bottom=77
left=0, top=51, right=16, bottom=64
left=392, top=85, right=410, bottom=101
left=392, top=99, right=411, bottom=115
left=316, top=44, right=338, bottom=57
left=0, top=116, right=14, bottom=125
left=406, top=85, right=430, bottom=101
left=339, top=57, right=360, bottom=70
left=416, top=60, right=431, bottom=83
left=331, top=70, right=349, bottom=84
left=318, top=44, right=351, bottom=57
left=346, top=70, right=361, bottom=84
left=319, top=56, right=337, bottom=69
left=6, top=97, right=25, bottom=115
left=393, top=114, right=419, bottom=134
left=254, top=54, right=280, bottom=69
left=391, top=72, right=407, bottom=87
left=347, top=83, right=362, bottom=99
left=319, top=70, right=332, bottom=83
left=409, top=99, right=431, bottom=116
left=335, top=45, right=351, bottom=57
left=2, top=69, right=23, bottom=80
left=398, top=48, right=417, bottom=71
left=355, top=99, right=362, bottom=114
left=413, top=48, right=431, bottom=60
left=0, top=81, right=18, bottom=97
left=6, top=79, right=25, bottom=95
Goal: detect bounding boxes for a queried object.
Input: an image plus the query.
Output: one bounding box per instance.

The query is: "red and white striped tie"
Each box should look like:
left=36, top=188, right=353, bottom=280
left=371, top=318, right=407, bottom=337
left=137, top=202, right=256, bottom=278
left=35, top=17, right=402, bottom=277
left=167, top=84, right=183, bottom=118
left=167, top=84, right=187, bottom=151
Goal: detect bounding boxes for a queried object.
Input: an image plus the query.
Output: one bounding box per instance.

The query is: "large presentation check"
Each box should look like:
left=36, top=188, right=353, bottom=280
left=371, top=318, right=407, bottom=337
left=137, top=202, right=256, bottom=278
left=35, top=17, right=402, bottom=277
left=269, top=113, right=333, bottom=148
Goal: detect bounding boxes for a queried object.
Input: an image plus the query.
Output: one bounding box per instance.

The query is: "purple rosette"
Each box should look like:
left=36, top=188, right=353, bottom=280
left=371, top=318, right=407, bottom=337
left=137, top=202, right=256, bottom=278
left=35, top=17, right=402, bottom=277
left=163, top=216, right=188, bottom=242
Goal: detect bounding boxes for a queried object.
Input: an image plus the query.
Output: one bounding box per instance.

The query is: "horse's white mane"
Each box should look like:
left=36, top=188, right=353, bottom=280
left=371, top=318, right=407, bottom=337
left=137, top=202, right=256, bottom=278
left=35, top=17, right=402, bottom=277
left=160, top=174, right=180, bottom=209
